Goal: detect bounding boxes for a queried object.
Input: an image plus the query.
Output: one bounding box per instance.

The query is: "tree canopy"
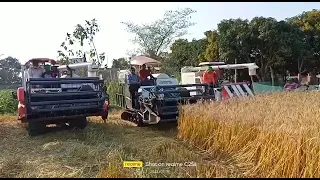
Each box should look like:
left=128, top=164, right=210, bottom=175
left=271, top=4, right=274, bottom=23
left=45, top=8, right=320, bottom=83
left=111, top=58, right=130, bottom=69
left=0, top=56, right=21, bottom=85
left=57, top=18, right=105, bottom=67
left=121, top=8, right=196, bottom=60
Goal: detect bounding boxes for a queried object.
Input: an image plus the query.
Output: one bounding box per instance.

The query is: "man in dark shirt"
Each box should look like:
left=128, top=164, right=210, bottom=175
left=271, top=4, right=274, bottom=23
left=127, top=67, right=140, bottom=108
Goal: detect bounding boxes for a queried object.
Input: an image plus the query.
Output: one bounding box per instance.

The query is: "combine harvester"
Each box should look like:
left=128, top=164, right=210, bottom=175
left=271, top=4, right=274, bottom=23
left=14, top=58, right=109, bottom=136
left=115, top=56, right=259, bottom=126
left=181, top=61, right=259, bottom=99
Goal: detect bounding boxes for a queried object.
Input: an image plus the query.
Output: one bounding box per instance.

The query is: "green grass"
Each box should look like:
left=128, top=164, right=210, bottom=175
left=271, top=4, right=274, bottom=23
left=0, top=90, right=17, bottom=114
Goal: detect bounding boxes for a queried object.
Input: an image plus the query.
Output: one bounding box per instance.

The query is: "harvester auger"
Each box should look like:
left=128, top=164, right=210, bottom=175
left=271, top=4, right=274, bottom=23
left=13, top=58, right=109, bottom=136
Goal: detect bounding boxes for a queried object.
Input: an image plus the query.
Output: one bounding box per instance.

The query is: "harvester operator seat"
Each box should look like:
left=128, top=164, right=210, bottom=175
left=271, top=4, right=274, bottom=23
left=27, top=61, right=45, bottom=79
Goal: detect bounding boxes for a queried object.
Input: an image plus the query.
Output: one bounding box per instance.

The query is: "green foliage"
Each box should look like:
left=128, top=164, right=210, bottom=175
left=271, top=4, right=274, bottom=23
left=287, top=9, right=320, bottom=73
left=111, top=58, right=130, bottom=69
left=57, top=18, right=105, bottom=67
left=164, top=38, right=207, bottom=74
left=0, top=90, right=17, bottom=114
left=106, top=81, right=122, bottom=105
left=121, top=8, right=196, bottom=59
left=0, top=56, right=21, bottom=85
left=203, top=30, right=219, bottom=61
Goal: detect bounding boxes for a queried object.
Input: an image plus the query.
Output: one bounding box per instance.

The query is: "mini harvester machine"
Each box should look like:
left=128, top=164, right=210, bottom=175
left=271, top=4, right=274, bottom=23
left=14, top=58, right=109, bottom=136
left=115, top=73, right=220, bottom=126
left=115, top=60, right=259, bottom=127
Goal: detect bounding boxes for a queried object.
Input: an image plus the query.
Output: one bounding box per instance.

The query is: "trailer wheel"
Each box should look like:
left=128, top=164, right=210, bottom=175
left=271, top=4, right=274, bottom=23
left=28, top=121, right=46, bottom=136
left=69, top=117, right=87, bottom=129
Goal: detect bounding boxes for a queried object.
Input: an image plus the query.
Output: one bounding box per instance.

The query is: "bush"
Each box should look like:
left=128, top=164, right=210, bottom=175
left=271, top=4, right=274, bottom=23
left=106, top=81, right=122, bottom=106
left=0, top=90, right=17, bottom=114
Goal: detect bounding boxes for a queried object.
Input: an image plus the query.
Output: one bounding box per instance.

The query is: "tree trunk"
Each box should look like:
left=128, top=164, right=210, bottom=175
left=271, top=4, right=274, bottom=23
left=270, top=66, right=275, bottom=86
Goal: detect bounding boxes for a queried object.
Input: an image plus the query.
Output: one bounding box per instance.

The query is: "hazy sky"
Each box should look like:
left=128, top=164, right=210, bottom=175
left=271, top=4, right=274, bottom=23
left=0, top=2, right=319, bottom=67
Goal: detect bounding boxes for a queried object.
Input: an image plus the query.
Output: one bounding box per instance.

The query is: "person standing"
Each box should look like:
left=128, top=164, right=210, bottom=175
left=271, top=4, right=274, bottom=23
left=127, top=67, right=140, bottom=108
left=202, top=66, right=218, bottom=95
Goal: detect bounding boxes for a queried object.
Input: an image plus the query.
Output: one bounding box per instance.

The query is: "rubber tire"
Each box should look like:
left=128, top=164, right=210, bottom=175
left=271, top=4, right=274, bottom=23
left=28, top=121, right=46, bottom=136
left=69, top=117, right=88, bottom=129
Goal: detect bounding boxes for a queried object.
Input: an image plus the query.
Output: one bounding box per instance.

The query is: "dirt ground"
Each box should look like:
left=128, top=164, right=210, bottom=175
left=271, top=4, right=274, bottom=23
left=0, top=112, right=244, bottom=178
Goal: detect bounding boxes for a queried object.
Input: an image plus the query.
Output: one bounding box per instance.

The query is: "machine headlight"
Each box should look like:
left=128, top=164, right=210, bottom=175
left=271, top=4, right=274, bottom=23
left=158, top=94, right=165, bottom=100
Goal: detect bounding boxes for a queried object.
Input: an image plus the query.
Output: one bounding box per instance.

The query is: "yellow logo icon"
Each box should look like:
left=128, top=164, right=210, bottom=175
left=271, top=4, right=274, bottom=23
left=123, top=161, right=143, bottom=168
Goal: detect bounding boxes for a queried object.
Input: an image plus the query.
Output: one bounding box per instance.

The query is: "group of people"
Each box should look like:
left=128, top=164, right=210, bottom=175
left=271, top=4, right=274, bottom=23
left=26, top=61, right=59, bottom=79
left=126, top=64, right=155, bottom=108
left=283, top=77, right=300, bottom=91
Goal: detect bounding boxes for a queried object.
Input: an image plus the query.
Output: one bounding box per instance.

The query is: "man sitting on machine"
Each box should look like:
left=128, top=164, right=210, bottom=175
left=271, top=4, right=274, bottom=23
left=139, top=64, right=155, bottom=86
left=127, top=67, right=140, bottom=108
left=27, top=60, right=45, bottom=88
left=27, top=60, right=45, bottom=79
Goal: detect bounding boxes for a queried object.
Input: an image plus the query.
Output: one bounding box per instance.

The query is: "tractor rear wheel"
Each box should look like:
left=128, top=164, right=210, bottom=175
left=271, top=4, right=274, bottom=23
left=28, top=121, right=47, bottom=136
left=69, top=117, right=88, bottom=129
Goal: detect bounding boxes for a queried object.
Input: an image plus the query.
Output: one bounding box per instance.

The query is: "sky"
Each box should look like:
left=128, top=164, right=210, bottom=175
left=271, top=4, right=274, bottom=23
left=0, top=2, right=319, bottom=67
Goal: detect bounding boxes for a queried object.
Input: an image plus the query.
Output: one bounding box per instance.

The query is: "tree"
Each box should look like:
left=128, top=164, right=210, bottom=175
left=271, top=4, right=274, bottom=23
left=121, top=8, right=196, bottom=60
left=57, top=18, right=106, bottom=67
left=287, top=9, right=320, bottom=73
left=164, top=38, right=207, bottom=75
left=248, top=17, right=305, bottom=81
left=217, top=18, right=252, bottom=65
left=0, top=56, right=21, bottom=85
left=111, top=58, right=130, bottom=69
left=216, top=17, right=306, bottom=82
left=202, top=30, right=220, bottom=61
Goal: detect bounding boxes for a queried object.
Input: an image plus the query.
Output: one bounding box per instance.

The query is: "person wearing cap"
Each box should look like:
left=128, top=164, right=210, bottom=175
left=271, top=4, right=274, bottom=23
left=284, top=77, right=299, bottom=91
left=42, top=64, right=54, bottom=78
left=202, top=66, right=218, bottom=84
left=127, top=67, right=140, bottom=108
left=202, top=66, right=219, bottom=95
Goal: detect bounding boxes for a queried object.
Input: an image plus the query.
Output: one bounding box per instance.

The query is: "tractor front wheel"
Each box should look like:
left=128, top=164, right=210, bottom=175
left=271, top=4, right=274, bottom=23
left=69, top=117, right=88, bottom=129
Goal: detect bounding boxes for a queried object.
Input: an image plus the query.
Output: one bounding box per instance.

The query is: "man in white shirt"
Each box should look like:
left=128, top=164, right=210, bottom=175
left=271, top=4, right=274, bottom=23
left=27, top=61, right=44, bottom=79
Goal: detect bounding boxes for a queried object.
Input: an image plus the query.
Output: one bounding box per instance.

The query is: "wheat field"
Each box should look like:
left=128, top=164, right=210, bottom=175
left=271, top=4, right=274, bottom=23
left=178, top=91, right=320, bottom=178
left=2, top=91, right=320, bottom=177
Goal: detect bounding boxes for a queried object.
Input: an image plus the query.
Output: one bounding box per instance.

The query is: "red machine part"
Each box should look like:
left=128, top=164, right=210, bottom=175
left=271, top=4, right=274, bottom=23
left=101, top=101, right=109, bottom=120
left=17, top=87, right=26, bottom=122
left=221, top=88, right=230, bottom=100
